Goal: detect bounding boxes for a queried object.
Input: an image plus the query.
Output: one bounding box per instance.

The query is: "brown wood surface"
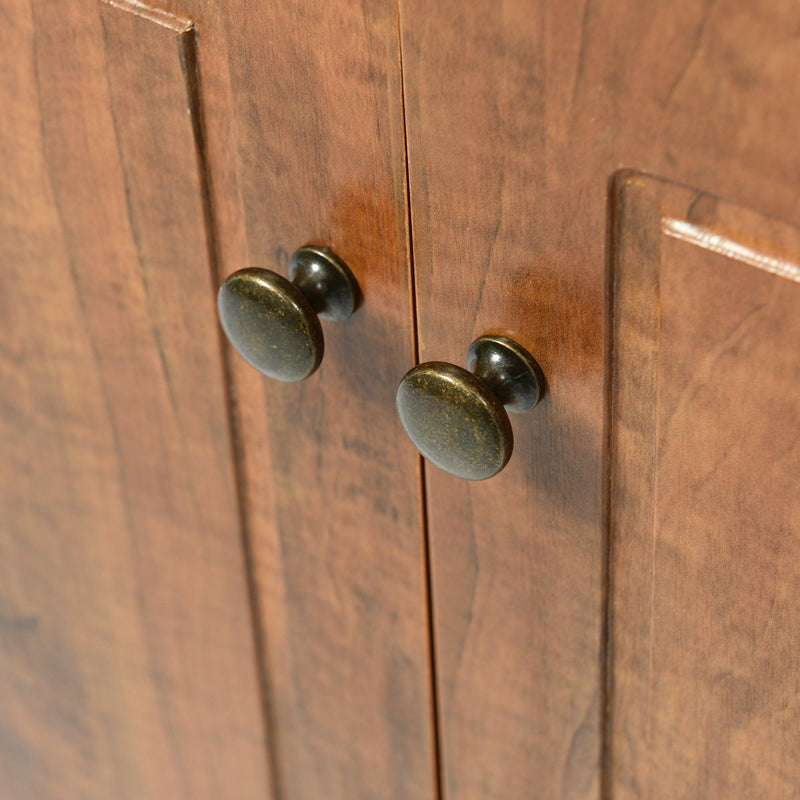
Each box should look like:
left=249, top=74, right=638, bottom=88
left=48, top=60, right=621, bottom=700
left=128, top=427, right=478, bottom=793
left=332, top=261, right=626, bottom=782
left=608, top=172, right=800, bottom=799
left=0, top=1, right=272, bottom=797
left=176, top=1, right=438, bottom=799
left=397, top=1, right=800, bottom=798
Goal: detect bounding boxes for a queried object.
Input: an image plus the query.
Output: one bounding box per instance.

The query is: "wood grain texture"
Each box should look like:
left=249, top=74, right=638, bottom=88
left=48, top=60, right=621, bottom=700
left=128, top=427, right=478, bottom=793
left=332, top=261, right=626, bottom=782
left=178, top=1, right=438, bottom=799
left=0, top=1, right=272, bottom=797
left=608, top=172, right=800, bottom=799
left=397, top=1, right=800, bottom=797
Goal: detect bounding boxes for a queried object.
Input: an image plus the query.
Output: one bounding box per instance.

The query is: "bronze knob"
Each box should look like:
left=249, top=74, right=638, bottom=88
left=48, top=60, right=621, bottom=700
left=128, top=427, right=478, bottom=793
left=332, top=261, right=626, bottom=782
left=396, top=335, right=544, bottom=480
left=217, top=246, right=360, bottom=382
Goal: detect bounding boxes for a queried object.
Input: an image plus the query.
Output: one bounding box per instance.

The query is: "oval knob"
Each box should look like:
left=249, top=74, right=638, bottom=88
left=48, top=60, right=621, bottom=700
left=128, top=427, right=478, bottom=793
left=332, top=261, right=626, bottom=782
left=396, top=335, right=544, bottom=480
left=217, top=246, right=360, bottom=382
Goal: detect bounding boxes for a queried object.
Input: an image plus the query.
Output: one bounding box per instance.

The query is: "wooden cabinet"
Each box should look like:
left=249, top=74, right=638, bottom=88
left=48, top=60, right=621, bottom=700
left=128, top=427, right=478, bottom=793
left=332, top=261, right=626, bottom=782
left=1, top=1, right=798, bottom=799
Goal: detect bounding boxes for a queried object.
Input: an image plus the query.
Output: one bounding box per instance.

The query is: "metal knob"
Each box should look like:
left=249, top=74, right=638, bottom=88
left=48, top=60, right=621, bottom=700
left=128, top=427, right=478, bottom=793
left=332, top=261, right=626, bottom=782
left=396, top=335, right=544, bottom=480
left=217, top=246, right=360, bottom=382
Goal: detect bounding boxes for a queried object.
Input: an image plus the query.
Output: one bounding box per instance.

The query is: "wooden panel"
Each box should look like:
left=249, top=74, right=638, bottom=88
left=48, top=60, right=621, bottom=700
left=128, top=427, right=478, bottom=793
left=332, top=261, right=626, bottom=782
left=608, top=172, right=800, bottom=799
left=397, top=1, right=800, bottom=798
left=0, top=1, right=271, bottom=797
left=197, top=2, right=437, bottom=799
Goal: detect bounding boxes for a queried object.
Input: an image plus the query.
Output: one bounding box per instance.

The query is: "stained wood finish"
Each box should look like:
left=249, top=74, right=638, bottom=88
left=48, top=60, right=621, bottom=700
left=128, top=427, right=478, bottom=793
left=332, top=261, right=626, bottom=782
left=0, top=1, right=271, bottom=797
left=191, top=2, right=437, bottom=799
left=397, top=1, right=800, bottom=797
left=608, top=172, right=800, bottom=799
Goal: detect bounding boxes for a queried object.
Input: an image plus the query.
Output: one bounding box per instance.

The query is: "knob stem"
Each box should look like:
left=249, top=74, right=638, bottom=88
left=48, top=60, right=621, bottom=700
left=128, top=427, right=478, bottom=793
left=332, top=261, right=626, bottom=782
left=289, top=246, right=360, bottom=322
left=466, top=335, right=545, bottom=414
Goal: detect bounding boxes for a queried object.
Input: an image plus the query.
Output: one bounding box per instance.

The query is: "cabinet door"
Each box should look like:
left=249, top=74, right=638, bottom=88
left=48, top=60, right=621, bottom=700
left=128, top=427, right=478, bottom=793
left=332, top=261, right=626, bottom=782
left=608, top=173, right=800, bottom=799
left=1, top=0, right=437, bottom=798
left=0, top=1, right=271, bottom=797
left=398, top=1, right=800, bottom=798
left=192, top=1, right=438, bottom=799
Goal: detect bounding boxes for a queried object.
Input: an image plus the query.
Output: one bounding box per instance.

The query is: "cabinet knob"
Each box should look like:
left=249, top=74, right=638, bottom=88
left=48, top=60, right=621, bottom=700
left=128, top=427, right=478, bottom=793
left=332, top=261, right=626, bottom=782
left=396, top=335, right=544, bottom=480
left=217, top=246, right=360, bottom=382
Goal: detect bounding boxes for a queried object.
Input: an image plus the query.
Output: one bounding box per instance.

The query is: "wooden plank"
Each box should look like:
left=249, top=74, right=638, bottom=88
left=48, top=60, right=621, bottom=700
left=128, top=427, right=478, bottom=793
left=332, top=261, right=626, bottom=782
left=0, top=1, right=272, bottom=797
left=608, top=172, right=800, bottom=799
left=397, top=1, right=800, bottom=797
left=194, top=2, right=438, bottom=799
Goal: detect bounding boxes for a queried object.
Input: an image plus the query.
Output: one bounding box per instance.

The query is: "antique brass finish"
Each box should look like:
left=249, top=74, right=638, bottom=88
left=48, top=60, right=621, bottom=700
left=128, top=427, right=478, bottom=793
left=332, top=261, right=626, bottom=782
left=217, top=246, right=360, bottom=382
left=396, top=335, right=544, bottom=480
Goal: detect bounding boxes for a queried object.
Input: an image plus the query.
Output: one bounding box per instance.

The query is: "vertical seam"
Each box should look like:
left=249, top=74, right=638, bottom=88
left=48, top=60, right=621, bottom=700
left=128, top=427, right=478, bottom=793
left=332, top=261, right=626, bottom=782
left=395, top=4, right=444, bottom=799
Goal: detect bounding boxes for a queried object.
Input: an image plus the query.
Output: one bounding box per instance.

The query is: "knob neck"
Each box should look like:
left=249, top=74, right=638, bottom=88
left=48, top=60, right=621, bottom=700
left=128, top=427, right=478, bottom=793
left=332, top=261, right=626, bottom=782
left=466, top=335, right=544, bottom=413
left=289, top=246, right=360, bottom=322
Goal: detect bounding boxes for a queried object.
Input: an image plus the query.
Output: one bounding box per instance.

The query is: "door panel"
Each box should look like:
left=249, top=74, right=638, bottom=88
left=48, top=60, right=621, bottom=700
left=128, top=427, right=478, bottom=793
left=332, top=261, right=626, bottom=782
left=608, top=172, right=800, bottom=799
left=204, top=2, right=437, bottom=799
left=0, top=1, right=271, bottom=797
left=397, top=1, right=800, bottom=798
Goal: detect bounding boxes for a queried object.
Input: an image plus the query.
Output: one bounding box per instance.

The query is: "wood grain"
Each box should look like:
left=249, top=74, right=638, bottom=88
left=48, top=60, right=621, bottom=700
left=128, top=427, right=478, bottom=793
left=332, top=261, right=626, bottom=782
left=397, top=1, right=800, bottom=797
left=608, top=172, right=800, bottom=799
left=184, top=1, right=438, bottom=798
left=0, top=1, right=272, bottom=797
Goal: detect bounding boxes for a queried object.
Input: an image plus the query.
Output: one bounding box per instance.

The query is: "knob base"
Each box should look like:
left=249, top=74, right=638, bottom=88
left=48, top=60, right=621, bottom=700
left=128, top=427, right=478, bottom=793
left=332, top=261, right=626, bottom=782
left=466, top=335, right=544, bottom=414
left=289, top=246, right=360, bottom=322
